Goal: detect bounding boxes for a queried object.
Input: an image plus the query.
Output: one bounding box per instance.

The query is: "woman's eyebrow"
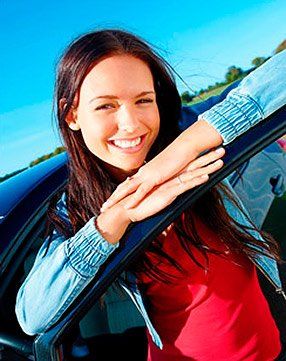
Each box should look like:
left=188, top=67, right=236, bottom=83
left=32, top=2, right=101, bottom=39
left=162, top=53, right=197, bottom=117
left=88, top=91, right=155, bottom=104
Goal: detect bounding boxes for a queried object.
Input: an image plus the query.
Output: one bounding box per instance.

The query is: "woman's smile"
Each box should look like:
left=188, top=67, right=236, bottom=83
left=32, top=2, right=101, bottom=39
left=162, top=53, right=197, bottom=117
left=107, top=133, right=147, bottom=153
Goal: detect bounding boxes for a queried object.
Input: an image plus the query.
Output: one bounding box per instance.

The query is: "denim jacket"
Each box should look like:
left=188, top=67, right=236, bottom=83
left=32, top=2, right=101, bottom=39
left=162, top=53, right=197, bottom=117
left=15, top=50, right=286, bottom=349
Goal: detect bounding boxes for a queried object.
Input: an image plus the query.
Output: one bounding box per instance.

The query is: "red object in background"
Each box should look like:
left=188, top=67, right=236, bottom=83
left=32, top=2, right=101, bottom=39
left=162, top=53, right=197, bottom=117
left=277, top=138, right=286, bottom=151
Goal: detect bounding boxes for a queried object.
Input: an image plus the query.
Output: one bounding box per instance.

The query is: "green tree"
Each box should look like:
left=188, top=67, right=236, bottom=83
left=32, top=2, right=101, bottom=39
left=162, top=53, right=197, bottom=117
left=275, top=40, right=286, bottom=54
left=1, top=146, right=66, bottom=183
left=29, top=146, right=66, bottom=167
left=54, top=146, right=65, bottom=155
left=251, top=57, right=267, bottom=67
left=225, top=66, right=243, bottom=83
left=181, top=91, right=195, bottom=104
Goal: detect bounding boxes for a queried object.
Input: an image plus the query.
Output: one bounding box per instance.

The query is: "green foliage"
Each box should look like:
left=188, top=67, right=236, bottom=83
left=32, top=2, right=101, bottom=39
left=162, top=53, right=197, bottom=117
left=251, top=56, right=267, bottom=67
left=29, top=146, right=66, bottom=167
left=181, top=91, right=195, bottom=104
left=184, top=38, right=284, bottom=106
left=0, top=146, right=66, bottom=184
left=189, top=83, right=231, bottom=105
left=0, top=167, right=28, bottom=183
left=225, top=65, right=243, bottom=83
left=275, top=40, right=286, bottom=54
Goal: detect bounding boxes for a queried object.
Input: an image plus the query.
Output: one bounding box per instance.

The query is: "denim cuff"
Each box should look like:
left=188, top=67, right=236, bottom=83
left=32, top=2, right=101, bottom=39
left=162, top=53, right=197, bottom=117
left=199, top=91, right=264, bottom=144
left=65, top=217, right=119, bottom=277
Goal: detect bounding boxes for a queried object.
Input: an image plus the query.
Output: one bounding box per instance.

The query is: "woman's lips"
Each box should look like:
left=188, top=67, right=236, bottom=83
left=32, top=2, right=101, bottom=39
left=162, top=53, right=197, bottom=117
left=108, top=134, right=147, bottom=154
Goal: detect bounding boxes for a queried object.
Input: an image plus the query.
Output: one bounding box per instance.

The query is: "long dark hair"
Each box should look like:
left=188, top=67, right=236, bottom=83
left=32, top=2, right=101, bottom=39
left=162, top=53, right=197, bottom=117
left=48, top=29, right=281, bottom=283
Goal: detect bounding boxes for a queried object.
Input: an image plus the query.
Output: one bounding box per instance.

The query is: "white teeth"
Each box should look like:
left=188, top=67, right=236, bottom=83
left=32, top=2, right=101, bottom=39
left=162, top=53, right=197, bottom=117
left=113, top=136, right=142, bottom=148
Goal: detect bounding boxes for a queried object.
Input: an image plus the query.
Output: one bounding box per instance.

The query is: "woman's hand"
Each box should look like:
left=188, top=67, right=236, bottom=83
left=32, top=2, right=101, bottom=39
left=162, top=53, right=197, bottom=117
left=121, top=149, right=224, bottom=222
left=96, top=148, right=223, bottom=244
left=101, top=147, right=225, bottom=219
left=101, top=119, right=223, bottom=212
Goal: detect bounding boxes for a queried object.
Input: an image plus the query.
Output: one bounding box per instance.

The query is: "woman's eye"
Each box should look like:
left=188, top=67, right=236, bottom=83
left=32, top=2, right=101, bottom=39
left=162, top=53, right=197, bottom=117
left=95, top=103, right=115, bottom=111
left=137, top=98, right=154, bottom=104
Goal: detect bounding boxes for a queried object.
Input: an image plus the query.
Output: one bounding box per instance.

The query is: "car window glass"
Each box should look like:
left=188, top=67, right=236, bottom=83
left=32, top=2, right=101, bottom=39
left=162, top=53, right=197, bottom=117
left=261, top=188, right=286, bottom=342
left=0, top=213, right=47, bottom=359
left=61, top=280, right=147, bottom=361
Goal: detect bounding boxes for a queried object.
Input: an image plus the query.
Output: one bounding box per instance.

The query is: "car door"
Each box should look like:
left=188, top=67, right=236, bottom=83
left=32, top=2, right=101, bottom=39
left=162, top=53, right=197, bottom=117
left=0, top=155, right=68, bottom=361
left=29, top=105, right=286, bottom=361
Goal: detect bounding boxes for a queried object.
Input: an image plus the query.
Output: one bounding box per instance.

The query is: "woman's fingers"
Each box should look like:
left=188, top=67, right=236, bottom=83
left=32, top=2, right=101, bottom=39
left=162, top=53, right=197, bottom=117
left=122, top=150, right=225, bottom=209
left=100, top=176, right=141, bottom=211
left=186, top=147, right=225, bottom=171
left=126, top=171, right=210, bottom=223
left=101, top=163, right=161, bottom=211
left=122, top=180, right=158, bottom=210
left=101, top=147, right=225, bottom=212
left=124, top=158, right=224, bottom=211
left=123, top=157, right=224, bottom=222
left=180, top=159, right=224, bottom=182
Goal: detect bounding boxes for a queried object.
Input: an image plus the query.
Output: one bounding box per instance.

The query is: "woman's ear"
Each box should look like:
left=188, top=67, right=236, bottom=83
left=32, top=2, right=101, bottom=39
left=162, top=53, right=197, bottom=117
left=67, top=111, right=80, bottom=131
left=59, top=98, right=80, bottom=131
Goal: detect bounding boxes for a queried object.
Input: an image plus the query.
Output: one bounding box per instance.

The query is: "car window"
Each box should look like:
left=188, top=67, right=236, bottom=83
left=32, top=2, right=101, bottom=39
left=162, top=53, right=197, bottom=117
left=229, top=143, right=286, bottom=228
left=258, top=189, right=286, bottom=343
left=60, top=281, right=147, bottom=361
left=262, top=191, right=286, bottom=247
left=0, top=209, right=47, bottom=359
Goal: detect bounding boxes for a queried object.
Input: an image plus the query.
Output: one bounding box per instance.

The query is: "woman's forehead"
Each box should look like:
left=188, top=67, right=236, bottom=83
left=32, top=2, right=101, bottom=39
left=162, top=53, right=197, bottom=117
left=80, top=54, right=155, bottom=99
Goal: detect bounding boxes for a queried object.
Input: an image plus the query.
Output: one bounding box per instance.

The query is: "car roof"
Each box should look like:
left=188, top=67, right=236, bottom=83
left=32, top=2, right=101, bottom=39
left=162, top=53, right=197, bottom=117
left=0, top=153, right=68, bottom=222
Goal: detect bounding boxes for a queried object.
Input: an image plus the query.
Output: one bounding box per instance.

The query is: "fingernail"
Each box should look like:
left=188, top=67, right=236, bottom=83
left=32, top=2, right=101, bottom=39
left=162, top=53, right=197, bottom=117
left=215, top=147, right=224, bottom=154
left=100, top=202, right=110, bottom=211
left=201, top=174, right=209, bottom=179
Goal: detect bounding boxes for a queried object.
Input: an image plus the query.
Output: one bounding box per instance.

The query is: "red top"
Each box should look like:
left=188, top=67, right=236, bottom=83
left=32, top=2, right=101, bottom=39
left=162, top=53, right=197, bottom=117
left=137, top=213, right=281, bottom=361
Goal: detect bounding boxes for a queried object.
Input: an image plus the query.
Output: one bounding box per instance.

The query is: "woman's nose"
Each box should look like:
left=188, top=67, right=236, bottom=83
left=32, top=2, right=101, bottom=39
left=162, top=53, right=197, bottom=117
left=117, top=105, right=140, bottom=133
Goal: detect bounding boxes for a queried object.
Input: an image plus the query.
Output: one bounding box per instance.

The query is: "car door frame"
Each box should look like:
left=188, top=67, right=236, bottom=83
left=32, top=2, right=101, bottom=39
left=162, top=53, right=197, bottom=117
left=9, top=106, right=284, bottom=360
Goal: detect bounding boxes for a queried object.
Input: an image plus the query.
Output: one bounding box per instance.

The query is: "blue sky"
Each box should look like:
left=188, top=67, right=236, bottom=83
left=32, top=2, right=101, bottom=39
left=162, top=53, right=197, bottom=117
left=1, top=0, right=286, bottom=176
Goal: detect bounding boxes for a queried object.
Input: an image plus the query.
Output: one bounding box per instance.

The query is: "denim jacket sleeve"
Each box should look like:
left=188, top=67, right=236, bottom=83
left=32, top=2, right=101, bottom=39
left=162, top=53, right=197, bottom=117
left=179, top=50, right=286, bottom=144
left=15, top=209, right=119, bottom=335
left=197, top=50, right=286, bottom=144
left=179, top=80, right=241, bottom=131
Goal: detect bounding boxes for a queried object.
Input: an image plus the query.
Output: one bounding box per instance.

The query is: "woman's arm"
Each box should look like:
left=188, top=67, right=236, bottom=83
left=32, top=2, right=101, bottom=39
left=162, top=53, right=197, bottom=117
left=101, top=50, right=286, bottom=211
left=15, top=205, right=121, bottom=335
left=198, top=49, right=286, bottom=144
left=15, top=149, right=224, bottom=335
left=179, top=80, right=241, bottom=131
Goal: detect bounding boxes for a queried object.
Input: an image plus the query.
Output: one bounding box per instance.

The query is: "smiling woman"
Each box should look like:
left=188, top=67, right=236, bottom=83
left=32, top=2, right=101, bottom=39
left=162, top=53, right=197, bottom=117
left=15, top=29, right=286, bottom=360
left=65, top=55, right=160, bottom=181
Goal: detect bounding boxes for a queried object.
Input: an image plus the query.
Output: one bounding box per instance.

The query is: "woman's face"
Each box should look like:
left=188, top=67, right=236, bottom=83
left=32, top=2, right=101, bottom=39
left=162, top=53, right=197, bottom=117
left=67, top=54, right=160, bottom=181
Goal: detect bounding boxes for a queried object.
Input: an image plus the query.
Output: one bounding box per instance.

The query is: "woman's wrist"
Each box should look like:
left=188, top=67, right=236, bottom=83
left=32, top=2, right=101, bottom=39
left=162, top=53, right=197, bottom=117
left=96, top=204, right=132, bottom=244
left=183, top=118, right=223, bottom=154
